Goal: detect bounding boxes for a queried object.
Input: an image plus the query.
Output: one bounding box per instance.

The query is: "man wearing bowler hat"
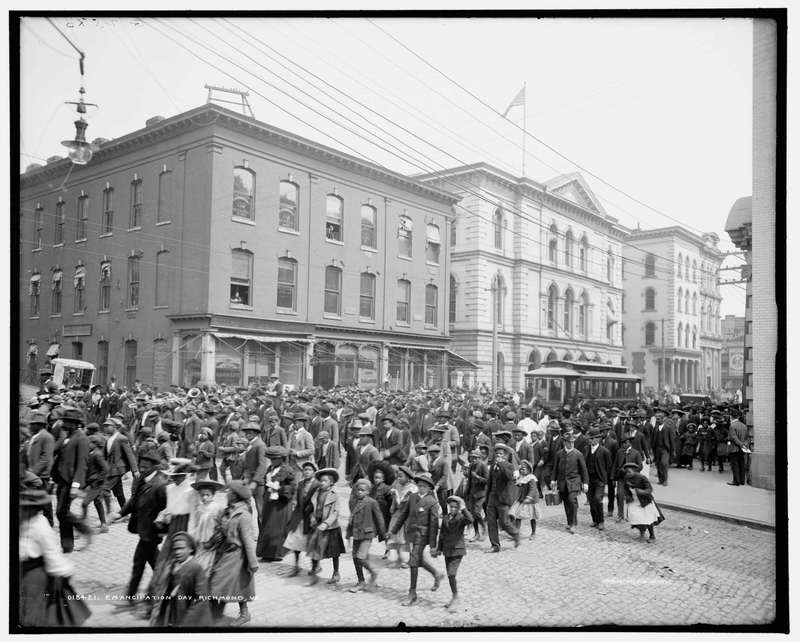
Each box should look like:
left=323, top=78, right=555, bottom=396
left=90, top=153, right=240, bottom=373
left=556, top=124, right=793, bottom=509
left=353, top=425, right=380, bottom=485
left=51, top=406, right=90, bottom=553
left=584, top=427, right=613, bottom=531
left=550, top=430, right=589, bottom=533
left=26, top=411, right=55, bottom=525
left=484, top=442, right=521, bottom=552
left=379, top=414, right=409, bottom=467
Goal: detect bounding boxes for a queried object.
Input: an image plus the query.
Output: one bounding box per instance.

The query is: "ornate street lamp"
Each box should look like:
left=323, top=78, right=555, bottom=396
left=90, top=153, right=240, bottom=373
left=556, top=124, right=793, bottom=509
left=61, top=85, right=98, bottom=165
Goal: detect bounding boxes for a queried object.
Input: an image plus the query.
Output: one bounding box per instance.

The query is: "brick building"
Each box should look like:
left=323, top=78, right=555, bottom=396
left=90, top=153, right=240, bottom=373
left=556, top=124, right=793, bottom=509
left=19, top=104, right=472, bottom=391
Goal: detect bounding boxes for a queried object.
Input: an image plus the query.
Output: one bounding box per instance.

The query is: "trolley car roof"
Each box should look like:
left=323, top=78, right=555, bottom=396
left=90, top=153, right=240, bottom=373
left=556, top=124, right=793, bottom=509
left=525, top=367, right=641, bottom=381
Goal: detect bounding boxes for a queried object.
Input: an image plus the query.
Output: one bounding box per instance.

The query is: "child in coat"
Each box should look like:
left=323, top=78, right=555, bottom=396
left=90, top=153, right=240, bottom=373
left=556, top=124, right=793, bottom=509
left=432, top=495, right=473, bottom=612
left=508, top=459, right=540, bottom=539
left=346, top=478, right=387, bottom=593
left=307, top=467, right=347, bottom=585
left=368, top=463, right=394, bottom=560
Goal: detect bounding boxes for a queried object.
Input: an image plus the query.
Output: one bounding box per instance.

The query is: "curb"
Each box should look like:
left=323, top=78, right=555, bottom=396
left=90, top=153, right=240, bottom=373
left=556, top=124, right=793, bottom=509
left=657, top=501, right=775, bottom=531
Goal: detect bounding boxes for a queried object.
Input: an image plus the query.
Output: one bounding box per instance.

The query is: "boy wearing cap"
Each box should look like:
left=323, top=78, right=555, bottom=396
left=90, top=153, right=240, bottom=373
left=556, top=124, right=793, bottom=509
left=82, top=434, right=110, bottom=534
left=346, top=478, right=387, bottom=592
left=433, top=495, right=473, bottom=612
left=389, top=473, right=444, bottom=606
left=484, top=443, right=521, bottom=552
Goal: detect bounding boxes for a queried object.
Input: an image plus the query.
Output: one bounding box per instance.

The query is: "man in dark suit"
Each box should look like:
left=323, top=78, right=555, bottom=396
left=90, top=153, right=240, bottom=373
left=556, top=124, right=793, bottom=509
left=613, top=432, right=644, bottom=521
left=600, top=424, right=619, bottom=516
left=26, top=411, right=55, bottom=525
left=584, top=427, right=613, bottom=531
left=102, top=416, right=138, bottom=514
left=241, top=421, right=268, bottom=525
left=540, top=422, right=562, bottom=489
left=314, top=430, right=340, bottom=470
left=51, top=407, right=90, bottom=553
left=353, top=426, right=380, bottom=484
left=114, top=451, right=167, bottom=608
left=550, top=431, right=589, bottom=533
left=318, top=404, right=339, bottom=447
left=483, top=443, right=520, bottom=553
left=727, top=408, right=749, bottom=486
left=379, top=415, right=409, bottom=466
left=511, top=425, right=533, bottom=467
left=651, top=410, right=676, bottom=486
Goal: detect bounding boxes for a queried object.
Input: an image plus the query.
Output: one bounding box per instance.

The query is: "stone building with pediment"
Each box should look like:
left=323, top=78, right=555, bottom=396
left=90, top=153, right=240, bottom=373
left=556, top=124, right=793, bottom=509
left=419, top=164, right=626, bottom=393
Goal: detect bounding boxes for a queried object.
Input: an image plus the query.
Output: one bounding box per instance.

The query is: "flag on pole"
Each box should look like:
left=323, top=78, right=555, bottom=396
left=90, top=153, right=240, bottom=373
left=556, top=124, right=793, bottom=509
left=502, top=86, right=526, bottom=118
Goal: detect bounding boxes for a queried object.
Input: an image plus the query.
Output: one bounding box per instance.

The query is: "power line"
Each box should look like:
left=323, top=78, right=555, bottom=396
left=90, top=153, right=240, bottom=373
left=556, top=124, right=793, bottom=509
left=366, top=18, right=710, bottom=237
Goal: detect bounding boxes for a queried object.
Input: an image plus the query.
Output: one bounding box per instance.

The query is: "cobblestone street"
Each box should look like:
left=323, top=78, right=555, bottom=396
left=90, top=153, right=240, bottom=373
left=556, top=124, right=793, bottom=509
left=64, top=481, right=776, bottom=629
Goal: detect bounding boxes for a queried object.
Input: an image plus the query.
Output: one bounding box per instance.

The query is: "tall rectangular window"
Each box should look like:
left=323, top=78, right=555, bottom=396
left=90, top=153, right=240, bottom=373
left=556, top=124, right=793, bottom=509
left=425, top=284, right=438, bottom=326
left=426, top=224, right=441, bottom=264
left=277, top=258, right=297, bottom=310
left=96, top=340, right=109, bottom=386
left=127, top=256, right=140, bottom=309
left=157, top=169, right=173, bottom=223
left=155, top=251, right=170, bottom=307
left=361, top=204, right=377, bottom=249
left=396, top=279, right=410, bottom=324
left=51, top=270, right=63, bottom=315
left=77, top=195, right=88, bottom=240
left=129, top=178, right=143, bottom=228
left=29, top=274, right=41, bottom=317
left=279, top=180, right=299, bottom=230
left=73, top=265, right=86, bottom=313
left=99, top=261, right=112, bottom=311
left=325, top=195, right=343, bottom=242
left=360, top=272, right=376, bottom=320
left=54, top=201, right=65, bottom=245
left=124, top=340, right=137, bottom=388
left=233, top=167, right=255, bottom=220
left=33, top=205, right=43, bottom=249
left=72, top=341, right=83, bottom=360
left=398, top=216, right=413, bottom=257
left=102, top=187, right=114, bottom=233
left=324, top=266, right=342, bottom=315
left=230, top=250, right=252, bottom=306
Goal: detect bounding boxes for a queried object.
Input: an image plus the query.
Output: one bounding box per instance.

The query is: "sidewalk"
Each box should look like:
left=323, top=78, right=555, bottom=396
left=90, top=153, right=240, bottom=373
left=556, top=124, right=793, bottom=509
left=646, top=465, right=776, bottom=529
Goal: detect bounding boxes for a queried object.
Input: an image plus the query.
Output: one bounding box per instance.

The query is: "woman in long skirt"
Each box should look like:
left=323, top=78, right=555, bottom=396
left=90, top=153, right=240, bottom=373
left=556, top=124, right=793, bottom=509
left=187, top=479, right=226, bottom=573
left=386, top=465, right=416, bottom=568
left=282, top=461, right=319, bottom=576
left=207, top=481, right=259, bottom=626
left=307, top=468, right=347, bottom=585
left=19, top=481, right=90, bottom=627
left=256, top=446, right=296, bottom=562
left=622, top=462, right=665, bottom=542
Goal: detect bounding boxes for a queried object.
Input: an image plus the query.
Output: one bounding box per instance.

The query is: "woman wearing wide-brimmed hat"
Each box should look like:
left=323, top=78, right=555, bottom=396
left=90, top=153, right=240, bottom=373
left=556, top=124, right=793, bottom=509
left=19, top=480, right=90, bottom=627
left=256, top=445, right=296, bottom=562
left=307, top=468, right=346, bottom=585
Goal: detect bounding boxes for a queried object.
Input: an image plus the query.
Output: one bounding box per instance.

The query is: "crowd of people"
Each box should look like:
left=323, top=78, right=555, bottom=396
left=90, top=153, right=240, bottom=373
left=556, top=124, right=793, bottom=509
left=18, top=368, right=751, bottom=627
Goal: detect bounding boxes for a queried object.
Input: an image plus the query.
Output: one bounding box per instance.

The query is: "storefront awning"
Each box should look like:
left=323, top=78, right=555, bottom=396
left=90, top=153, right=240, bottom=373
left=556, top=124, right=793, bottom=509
left=212, top=332, right=311, bottom=344
left=387, top=344, right=478, bottom=369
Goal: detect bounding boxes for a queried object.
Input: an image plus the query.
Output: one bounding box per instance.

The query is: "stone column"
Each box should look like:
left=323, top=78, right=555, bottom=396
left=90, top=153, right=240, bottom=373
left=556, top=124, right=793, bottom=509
left=200, top=333, right=216, bottom=385
left=171, top=332, right=181, bottom=386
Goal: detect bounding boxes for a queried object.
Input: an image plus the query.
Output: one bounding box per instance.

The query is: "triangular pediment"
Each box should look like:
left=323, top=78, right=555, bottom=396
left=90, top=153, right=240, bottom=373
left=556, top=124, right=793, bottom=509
left=545, top=173, right=607, bottom=216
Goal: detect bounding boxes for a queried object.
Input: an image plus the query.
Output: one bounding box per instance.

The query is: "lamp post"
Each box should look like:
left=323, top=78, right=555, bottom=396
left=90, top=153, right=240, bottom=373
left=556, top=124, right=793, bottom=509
left=62, top=86, right=98, bottom=165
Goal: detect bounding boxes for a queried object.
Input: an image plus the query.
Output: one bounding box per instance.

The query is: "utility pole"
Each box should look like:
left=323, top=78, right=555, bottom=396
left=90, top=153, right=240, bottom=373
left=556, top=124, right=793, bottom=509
left=490, top=276, right=498, bottom=394
left=660, top=318, right=666, bottom=392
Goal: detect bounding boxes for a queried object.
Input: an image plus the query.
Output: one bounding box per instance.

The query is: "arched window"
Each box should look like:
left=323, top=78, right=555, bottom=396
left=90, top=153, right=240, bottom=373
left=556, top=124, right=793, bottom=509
left=563, top=351, right=574, bottom=361
left=606, top=300, right=616, bottom=341
left=396, top=279, right=411, bottom=323
left=547, top=284, right=558, bottom=330
left=277, top=257, right=298, bottom=311
left=279, top=180, right=299, bottom=231
left=578, top=291, right=588, bottom=337
left=677, top=287, right=683, bottom=312
left=564, top=230, right=574, bottom=268
left=99, top=260, right=112, bottom=312
left=425, top=284, right=438, bottom=326
left=426, top=223, right=441, bottom=264
left=701, top=303, right=707, bottom=330
left=692, top=292, right=698, bottom=315
left=29, top=272, right=41, bottom=317
left=546, top=349, right=558, bottom=363
left=325, top=194, right=344, bottom=242
left=692, top=259, right=697, bottom=283
left=563, top=287, right=574, bottom=334
left=606, top=249, right=614, bottom=283
left=580, top=235, right=589, bottom=272
left=548, top=223, right=558, bottom=263
left=230, top=249, right=252, bottom=306
left=73, top=264, right=86, bottom=313
left=677, top=253, right=683, bottom=278
left=398, top=215, right=413, bottom=257
left=232, top=166, right=255, bottom=220
left=645, top=287, right=656, bottom=311
left=359, top=272, right=376, bottom=320
left=126, top=257, right=139, bottom=309
left=528, top=349, right=541, bottom=370
left=677, top=322, right=683, bottom=347
left=692, top=327, right=697, bottom=349
left=645, top=322, right=656, bottom=346
left=361, top=204, right=377, bottom=249
left=644, top=253, right=656, bottom=277
left=493, top=209, right=504, bottom=250
left=449, top=275, right=457, bottom=323
left=124, top=339, right=138, bottom=388
left=685, top=256, right=690, bottom=280
left=684, top=289, right=690, bottom=314
left=324, top=266, right=342, bottom=316
left=155, top=251, right=170, bottom=308
left=685, top=324, right=691, bottom=347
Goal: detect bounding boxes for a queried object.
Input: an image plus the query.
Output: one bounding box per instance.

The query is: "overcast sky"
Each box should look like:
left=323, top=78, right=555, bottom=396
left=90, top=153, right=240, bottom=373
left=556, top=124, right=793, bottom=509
left=19, top=16, right=753, bottom=315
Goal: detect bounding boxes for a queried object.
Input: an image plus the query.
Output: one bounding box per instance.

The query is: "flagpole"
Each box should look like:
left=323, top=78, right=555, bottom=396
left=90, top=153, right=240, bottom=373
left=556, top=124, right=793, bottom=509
left=522, top=81, right=527, bottom=177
